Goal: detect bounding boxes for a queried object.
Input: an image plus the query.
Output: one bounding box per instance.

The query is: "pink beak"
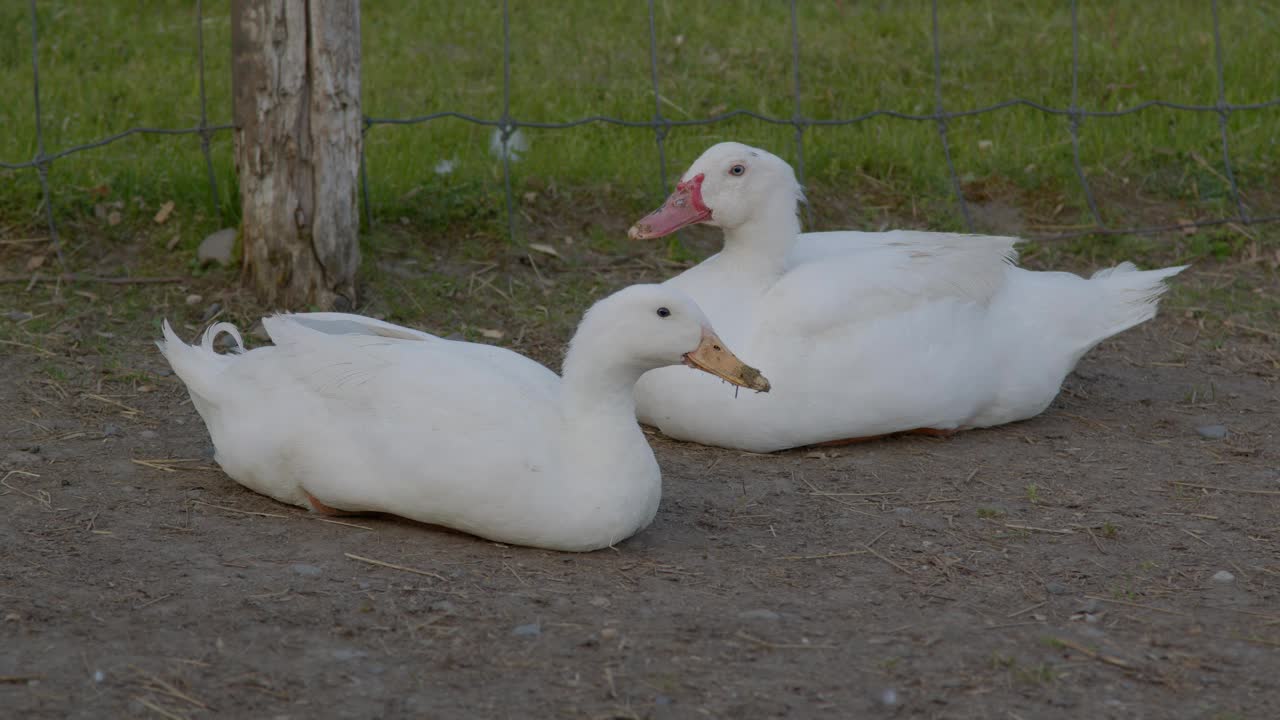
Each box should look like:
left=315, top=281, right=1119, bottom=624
left=627, top=173, right=711, bottom=240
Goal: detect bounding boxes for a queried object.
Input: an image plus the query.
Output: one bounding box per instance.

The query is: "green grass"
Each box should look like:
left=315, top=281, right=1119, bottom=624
left=2, top=1, right=1278, bottom=243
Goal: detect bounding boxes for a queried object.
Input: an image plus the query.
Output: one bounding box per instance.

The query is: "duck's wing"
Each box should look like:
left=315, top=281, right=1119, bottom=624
left=273, top=312, right=441, bottom=342
left=259, top=313, right=559, bottom=417
left=239, top=315, right=564, bottom=512
left=789, top=229, right=1020, bottom=267
left=758, top=233, right=1019, bottom=338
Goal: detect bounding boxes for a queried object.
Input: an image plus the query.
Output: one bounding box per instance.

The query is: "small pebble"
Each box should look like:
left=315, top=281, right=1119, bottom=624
left=599, top=627, right=618, bottom=640
left=1211, top=570, right=1235, bottom=583
left=588, top=596, right=610, bottom=608
left=1044, top=581, right=1070, bottom=595
left=430, top=600, right=457, bottom=614
left=140, top=430, right=158, bottom=440
left=654, top=695, right=673, bottom=706
left=202, top=302, right=224, bottom=324
left=4, top=310, right=34, bottom=322
left=102, top=423, right=122, bottom=438
left=93, top=670, right=105, bottom=683
left=185, top=294, right=203, bottom=306
left=512, top=622, right=541, bottom=637
left=737, top=608, right=781, bottom=621
left=879, top=688, right=899, bottom=707
left=289, top=563, right=322, bottom=577
left=1196, top=424, right=1228, bottom=440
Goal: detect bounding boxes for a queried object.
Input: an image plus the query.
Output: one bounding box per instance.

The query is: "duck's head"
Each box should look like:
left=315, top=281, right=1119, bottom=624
left=628, top=142, right=803, bottom=240
left=571, top=284, right=770, bottom=392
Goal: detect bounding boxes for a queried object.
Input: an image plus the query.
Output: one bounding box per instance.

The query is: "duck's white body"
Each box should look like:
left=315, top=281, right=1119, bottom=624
left=157, top=285, right=765, bottom=551
left=629, top=143, right=1186, bottom=453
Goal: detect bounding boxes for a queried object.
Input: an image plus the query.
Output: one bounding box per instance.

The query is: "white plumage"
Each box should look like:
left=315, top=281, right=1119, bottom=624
left=158, top=284, right=761, bottom=551
left=629, top=142, right=1186, bottom=452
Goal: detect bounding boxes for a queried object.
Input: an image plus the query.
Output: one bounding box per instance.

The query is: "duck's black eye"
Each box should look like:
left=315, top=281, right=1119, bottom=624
left=656, top=307, right=671, bottom=318
left=729, top=164, right=746, bottom=176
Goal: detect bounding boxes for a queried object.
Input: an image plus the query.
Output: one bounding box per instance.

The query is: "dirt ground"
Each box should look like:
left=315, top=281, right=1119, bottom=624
left=3, top=223, right=1280, bottom=718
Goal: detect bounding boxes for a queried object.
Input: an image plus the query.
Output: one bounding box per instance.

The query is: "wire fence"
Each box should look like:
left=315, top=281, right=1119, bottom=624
left=5, top=0, right=1280, bottom=265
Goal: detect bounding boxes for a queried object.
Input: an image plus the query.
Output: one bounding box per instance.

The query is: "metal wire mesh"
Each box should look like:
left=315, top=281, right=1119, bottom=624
left=5, top=0, right=1280, bottom=256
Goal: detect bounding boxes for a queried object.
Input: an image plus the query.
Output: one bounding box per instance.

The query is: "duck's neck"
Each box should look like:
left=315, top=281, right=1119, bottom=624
left=717, top=193, right=802, bottom=274
left=559, top=345, right=645, bottom=424
left=556, top=341, right=662, bottom=542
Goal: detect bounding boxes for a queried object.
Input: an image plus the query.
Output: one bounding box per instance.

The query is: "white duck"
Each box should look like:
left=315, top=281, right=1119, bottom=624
left=157, top=284, right=769, bottom=552
left=627, top=142, right=1186, bottom=453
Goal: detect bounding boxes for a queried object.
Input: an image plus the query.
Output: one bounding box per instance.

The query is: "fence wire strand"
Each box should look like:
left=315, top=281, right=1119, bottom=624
left=498, top=0, right=516, bottom=244
left=1068, top=0, right=1103, bottom=228
left=195, top=0, right=220, bottom=216
left=26, top=0, right=60, bottom=265
left=1209, top=0, right=1249, bottom=223
left=929, top=0, right=973, bottom=232
left=646, top=0, right=669, bottom=198
left=788, top=0, right=811, bottom=229
left=6, top=2, right=1280, bottom=250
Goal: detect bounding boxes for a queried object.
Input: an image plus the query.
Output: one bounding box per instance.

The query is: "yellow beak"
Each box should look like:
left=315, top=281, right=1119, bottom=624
left=682, top=328, right=770, bottom=393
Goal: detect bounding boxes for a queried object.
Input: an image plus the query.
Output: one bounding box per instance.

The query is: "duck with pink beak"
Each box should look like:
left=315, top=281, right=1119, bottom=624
left=626, top=141, right=1186, bottom=454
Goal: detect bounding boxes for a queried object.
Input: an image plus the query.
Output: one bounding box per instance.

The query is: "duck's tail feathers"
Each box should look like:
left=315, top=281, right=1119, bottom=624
left=1089, top=261, right=1138, bottom=279
left=156, top=319, right=245, bottom=411
left=1085, top=263, right=1188, bottom=343
left=200, top=321, right=245, bottom=354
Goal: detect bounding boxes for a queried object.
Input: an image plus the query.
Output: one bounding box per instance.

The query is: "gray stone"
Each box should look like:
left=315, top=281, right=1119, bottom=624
left=1196, top=424, right=1228, bottom=440
left=737, top=608, right=781, bottom=622
left=1211, top=570, right=1235, bottom=583
left=1044, top=581, right=1071, bottom=595
left=878, top=688, right=899, bottom=707
left=512, top=622, right=541, bottom=637
left=4, top=310, right=33, bottom=322
left=289, top=563, right=322, bottom=578
left=202, top=302, right=224, bottom=324
left=140, top=430, right=158, bottom=440
left=101, top=423, right=122, bottom=438
left=430, top=600, right=457, bottom=615
left=198, top=228, right=237, bottom=266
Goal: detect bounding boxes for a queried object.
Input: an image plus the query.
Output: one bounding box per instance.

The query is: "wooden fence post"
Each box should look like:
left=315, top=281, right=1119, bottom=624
left=231, top=0, right=361, bottom=310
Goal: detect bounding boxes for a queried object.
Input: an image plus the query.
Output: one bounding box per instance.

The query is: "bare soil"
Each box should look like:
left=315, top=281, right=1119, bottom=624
left=3, top=220, right=1279, bottom=719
